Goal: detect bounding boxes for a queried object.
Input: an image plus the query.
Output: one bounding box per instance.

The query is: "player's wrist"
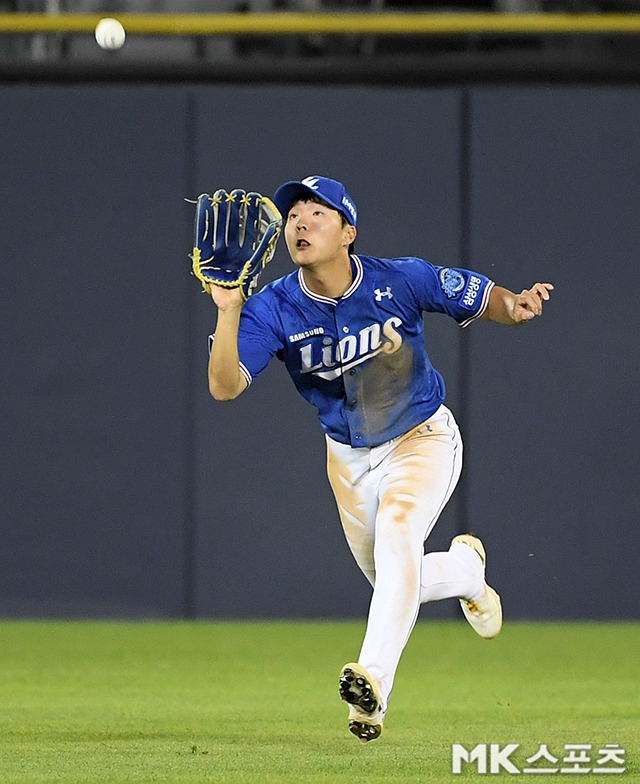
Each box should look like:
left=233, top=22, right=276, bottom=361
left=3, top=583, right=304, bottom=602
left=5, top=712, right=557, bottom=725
left=210, top=286, right=244, bottom=313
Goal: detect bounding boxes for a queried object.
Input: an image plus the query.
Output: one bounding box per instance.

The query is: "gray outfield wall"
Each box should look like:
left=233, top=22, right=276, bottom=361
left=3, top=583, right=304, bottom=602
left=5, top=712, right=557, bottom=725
left=0, top=84, right=638, bottom=620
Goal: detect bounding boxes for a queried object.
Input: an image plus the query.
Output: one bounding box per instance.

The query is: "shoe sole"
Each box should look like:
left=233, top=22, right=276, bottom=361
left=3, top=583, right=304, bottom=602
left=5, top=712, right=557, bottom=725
left=339, top=663, right=384, bottom=743
left=460, top=585, right=503, bottom=639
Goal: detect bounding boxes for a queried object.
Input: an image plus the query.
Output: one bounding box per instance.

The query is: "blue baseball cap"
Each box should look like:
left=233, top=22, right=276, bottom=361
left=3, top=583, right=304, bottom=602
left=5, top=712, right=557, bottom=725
left=273, top=176, right=358, bottom=226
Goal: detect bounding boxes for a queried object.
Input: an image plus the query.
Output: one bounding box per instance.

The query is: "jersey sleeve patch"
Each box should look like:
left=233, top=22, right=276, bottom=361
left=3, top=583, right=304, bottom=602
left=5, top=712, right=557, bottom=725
left=431, top=263, right=494, bottom=324
left=438, top=267, right=466, bottom=298
left=438, top=268, right=487, bottom=311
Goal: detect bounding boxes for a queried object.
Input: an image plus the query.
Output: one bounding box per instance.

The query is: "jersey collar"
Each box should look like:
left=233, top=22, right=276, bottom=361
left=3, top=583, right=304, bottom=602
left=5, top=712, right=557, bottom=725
left=298, top=255, right=363, bottom=305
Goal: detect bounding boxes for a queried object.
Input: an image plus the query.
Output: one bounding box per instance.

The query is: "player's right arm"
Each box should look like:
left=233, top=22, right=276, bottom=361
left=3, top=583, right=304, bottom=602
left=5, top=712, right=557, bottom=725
left=207, top=285, right=249, bottom=401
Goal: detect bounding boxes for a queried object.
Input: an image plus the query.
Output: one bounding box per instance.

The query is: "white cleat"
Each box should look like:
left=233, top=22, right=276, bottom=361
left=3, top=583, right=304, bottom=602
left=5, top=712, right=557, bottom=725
left=339, top=662, right=385, bottom=743
left=451, top=534, right=503, bottom=639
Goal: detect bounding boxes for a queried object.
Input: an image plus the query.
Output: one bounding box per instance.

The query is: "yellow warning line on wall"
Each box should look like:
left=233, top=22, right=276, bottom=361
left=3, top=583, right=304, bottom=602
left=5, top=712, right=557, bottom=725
left=1, top=12, right=640, bottom=37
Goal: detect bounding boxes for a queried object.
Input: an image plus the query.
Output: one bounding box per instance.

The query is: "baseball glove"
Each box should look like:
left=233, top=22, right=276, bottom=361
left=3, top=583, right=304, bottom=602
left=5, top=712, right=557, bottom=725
left=191, top=189, right=282, bottom=300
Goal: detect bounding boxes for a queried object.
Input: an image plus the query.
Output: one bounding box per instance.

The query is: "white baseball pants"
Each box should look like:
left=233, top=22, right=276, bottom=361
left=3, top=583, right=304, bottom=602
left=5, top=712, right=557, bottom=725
left=326, top=404, right=484, bottom=707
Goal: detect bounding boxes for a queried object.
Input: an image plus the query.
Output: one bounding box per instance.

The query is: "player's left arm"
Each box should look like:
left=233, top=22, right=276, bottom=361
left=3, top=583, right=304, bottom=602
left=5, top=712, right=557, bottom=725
left=481, top=282, right=554, bottom=325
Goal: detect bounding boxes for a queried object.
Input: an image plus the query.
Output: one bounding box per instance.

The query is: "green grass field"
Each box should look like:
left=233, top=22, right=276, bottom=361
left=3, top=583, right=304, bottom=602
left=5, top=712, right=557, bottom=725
left=0, top=620, right=637, bottom=783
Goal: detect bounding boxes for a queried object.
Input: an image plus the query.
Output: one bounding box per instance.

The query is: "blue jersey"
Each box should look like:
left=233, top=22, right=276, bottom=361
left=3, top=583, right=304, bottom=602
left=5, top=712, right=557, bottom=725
left=218, top=254, right=493, bottom=448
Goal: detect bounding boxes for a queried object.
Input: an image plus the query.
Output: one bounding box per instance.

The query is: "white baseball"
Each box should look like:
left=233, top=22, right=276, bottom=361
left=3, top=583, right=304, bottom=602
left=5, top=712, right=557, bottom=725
left=95, top=18, right=126, bottom=51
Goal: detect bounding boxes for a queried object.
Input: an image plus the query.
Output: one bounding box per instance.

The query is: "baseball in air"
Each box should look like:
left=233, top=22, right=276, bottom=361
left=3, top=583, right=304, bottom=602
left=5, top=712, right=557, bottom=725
left=95, top=18, right=126, bottom=51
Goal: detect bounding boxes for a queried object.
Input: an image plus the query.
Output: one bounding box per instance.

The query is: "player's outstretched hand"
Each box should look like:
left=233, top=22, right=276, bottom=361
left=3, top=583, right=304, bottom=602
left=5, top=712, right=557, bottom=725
left=512, top=282, right=554, bottom=323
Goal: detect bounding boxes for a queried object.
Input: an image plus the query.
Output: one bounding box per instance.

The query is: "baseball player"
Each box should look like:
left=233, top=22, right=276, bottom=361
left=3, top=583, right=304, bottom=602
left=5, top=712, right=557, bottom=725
left=206, top=176, right=553, bottom=743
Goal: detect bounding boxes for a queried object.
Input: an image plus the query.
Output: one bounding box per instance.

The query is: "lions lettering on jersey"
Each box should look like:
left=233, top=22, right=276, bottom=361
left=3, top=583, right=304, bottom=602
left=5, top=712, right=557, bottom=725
left=299, top=317, right=403, bottom=380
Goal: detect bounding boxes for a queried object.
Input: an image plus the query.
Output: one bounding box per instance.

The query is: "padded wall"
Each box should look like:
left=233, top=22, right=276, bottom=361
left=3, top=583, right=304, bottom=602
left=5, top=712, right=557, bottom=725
left=1, top=84, right=637, bottom=619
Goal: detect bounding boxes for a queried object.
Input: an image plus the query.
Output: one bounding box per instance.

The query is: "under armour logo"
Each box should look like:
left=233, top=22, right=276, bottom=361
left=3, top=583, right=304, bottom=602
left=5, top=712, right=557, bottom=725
left=374, top=286, right=393, bottom=301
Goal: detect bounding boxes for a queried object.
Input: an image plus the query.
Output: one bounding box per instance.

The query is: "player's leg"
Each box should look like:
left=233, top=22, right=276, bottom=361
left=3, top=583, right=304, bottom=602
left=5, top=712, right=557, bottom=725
left=327, top=438, right=386, bottom=743
left=325, top=437, right=379, bottom=587
left=414, top=409, right=502, bottom=637
left=419, top=537, right=502, bottom=638
left=355, top=406, right=463, bottom=709
left=325, top=408, right=468, bottom=600
left=420, top=538, right=484, bottom=603
left=326, top=436, right=387, bottom=742
left=328, top=407, right=500, bottom=743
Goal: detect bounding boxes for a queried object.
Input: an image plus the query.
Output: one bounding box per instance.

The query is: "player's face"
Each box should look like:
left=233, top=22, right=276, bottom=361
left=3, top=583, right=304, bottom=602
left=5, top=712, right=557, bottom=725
left=285, top=199, right=355, bottom=267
